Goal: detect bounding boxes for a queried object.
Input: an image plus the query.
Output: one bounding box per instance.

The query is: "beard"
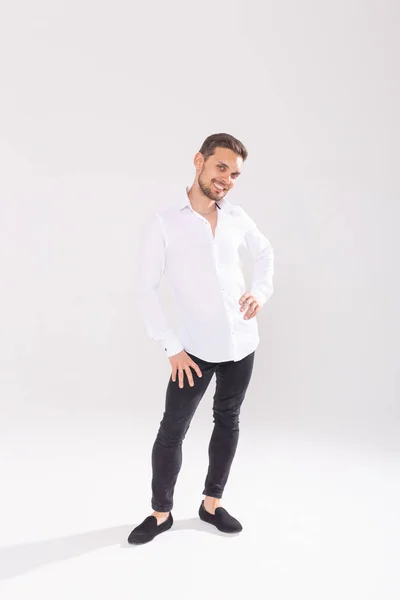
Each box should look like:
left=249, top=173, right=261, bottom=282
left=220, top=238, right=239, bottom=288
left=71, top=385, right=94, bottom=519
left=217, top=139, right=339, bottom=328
left=198, top=171, right=225, bottom=202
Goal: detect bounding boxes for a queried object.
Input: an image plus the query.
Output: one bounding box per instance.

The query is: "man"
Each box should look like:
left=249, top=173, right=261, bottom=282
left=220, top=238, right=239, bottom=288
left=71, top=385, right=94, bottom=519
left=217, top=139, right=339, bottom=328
left=128, top=133, right=274, bottom=544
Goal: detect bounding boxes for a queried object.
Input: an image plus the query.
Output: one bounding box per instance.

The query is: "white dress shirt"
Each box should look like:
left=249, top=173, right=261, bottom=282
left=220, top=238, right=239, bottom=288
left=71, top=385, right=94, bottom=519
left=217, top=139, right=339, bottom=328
left=136, top=186, right=274, bottom=362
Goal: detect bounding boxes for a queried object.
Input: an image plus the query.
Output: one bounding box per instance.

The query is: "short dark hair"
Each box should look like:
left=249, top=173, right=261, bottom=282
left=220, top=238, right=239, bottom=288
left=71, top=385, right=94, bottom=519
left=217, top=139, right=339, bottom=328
left=199, top=133, right=248, bottom=162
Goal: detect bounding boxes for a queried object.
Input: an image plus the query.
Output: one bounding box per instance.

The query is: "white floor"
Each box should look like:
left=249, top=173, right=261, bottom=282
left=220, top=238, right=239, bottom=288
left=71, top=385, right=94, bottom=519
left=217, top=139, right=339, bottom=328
left=1, top=418, right=399, bottom=600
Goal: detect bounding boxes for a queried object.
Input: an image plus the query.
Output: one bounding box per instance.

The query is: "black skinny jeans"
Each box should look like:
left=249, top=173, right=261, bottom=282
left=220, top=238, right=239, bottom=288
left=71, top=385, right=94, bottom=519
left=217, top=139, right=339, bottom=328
left=151, top=350, right=255, bottom=512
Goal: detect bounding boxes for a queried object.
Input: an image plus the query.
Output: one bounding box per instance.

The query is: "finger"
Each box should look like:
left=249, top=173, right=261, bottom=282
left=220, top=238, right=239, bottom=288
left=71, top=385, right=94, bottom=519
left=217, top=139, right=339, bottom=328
left=239, top=292, right=251, bottom=305
left=171, top=366, right=177, bottom=382
left=178, top=368, right=184, bottom=388
left=244, top=302, right=259, bottom=319
left=245, top=305, right=260, bottom=319
left=185, top=365, right=194, bottom=387
left=240, top=295, right=255, bottom=310
left=191, top=362, right=203, bottom=378
left=244, top=299, right=257, bottom=313
left=240, top=297, right=250, bottom=311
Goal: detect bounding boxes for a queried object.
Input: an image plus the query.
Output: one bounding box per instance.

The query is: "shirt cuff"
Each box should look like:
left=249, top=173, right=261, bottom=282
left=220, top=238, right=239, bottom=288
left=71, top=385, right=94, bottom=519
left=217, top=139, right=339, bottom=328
left=250, top=287, right=269, bottom=307
left=162, top=331, right=185, bottom=357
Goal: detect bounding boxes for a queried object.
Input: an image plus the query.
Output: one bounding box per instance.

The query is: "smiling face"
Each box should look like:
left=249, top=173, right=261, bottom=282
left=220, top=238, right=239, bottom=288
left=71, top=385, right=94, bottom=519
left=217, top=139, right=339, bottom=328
left=195, top=146, right=243, bottom=202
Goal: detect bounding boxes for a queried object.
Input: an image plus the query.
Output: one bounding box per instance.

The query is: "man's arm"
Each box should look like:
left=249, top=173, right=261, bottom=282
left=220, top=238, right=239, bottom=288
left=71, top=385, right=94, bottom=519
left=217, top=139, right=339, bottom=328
left=241, top=208, right=275, bottom=307
left=136, top=212, right=184, bottom=357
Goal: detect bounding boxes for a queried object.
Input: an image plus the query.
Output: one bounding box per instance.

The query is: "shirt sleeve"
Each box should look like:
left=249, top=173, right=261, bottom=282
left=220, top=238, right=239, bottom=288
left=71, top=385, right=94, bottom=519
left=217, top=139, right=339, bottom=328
left=240, top=207, right=275, bottom=307
left=136, top=212, right=184, bottom=357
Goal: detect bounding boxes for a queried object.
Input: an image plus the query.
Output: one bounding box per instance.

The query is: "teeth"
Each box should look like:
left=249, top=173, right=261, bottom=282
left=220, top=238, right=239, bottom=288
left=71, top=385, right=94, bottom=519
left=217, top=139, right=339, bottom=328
left=214, top=182, right=224, bottom=190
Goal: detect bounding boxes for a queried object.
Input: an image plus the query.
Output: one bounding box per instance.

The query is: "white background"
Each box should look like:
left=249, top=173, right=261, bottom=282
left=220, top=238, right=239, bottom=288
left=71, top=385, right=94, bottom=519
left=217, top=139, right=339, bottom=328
left=0, top=1, right=399, bottom=598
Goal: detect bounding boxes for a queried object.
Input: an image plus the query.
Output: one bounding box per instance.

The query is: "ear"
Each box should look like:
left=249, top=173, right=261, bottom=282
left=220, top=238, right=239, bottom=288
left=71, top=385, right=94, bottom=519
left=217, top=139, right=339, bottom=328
left=194, top=152, right=204, bottom=171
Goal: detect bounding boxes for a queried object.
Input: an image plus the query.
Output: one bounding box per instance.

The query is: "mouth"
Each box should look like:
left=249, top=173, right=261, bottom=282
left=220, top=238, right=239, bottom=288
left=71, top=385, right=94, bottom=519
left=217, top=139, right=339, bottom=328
left=213, top=181, right=226, bottom=193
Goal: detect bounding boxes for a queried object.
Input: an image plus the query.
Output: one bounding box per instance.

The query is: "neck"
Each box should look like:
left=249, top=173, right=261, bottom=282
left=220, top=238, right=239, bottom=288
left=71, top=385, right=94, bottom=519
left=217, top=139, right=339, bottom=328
left=187, top=183, right=217, bottom=213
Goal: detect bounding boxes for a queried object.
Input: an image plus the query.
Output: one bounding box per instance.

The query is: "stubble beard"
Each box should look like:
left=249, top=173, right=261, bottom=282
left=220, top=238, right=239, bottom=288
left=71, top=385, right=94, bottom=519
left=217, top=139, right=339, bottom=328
left=198, top=172, right=224, bottom=203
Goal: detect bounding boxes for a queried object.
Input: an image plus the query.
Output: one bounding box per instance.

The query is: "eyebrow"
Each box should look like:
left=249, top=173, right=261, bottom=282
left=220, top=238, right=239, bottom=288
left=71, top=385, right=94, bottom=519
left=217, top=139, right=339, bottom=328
left=217, top=161, right=241, bottom=176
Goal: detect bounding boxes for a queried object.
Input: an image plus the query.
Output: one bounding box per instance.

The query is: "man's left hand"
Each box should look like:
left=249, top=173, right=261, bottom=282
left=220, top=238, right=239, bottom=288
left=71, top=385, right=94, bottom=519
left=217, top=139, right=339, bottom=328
left=239, top=292, right=261, bottom=320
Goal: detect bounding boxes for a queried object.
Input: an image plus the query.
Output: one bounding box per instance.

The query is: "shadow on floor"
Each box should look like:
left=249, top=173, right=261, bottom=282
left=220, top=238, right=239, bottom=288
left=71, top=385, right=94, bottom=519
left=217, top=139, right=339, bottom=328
left=0, top=517, right=239, bottom=580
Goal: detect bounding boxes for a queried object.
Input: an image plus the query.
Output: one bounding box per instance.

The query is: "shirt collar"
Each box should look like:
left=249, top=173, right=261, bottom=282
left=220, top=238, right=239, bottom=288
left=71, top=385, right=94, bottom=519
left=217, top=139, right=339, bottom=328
left=178, top=186, right=232, bottom=214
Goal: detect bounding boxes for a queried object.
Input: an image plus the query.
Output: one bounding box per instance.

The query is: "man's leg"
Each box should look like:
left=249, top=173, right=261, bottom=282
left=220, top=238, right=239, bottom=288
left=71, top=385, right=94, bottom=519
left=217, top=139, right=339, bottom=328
left=202, top=350, right=256, bottom=508
left=151, top=353, right=217, bottom=513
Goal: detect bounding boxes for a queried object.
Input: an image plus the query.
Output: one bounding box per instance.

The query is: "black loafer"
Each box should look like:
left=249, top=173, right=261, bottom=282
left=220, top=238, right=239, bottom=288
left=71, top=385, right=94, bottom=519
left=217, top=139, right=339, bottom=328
left=199, top=500, right=242, bottom=533
left=127, top=512, right=173, bottom=544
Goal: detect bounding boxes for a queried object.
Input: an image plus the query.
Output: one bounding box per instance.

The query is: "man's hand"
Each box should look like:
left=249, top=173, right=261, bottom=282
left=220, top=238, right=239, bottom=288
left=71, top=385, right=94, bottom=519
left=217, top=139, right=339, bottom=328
left=168, top=350, right=203, bottom=389
left=239, top=292, right=261, bottom=319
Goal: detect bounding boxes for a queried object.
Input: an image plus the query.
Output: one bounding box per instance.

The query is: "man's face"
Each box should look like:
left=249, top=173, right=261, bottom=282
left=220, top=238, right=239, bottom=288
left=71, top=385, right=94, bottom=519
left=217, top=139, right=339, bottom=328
left=197, top=147, right=243, bottom=202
